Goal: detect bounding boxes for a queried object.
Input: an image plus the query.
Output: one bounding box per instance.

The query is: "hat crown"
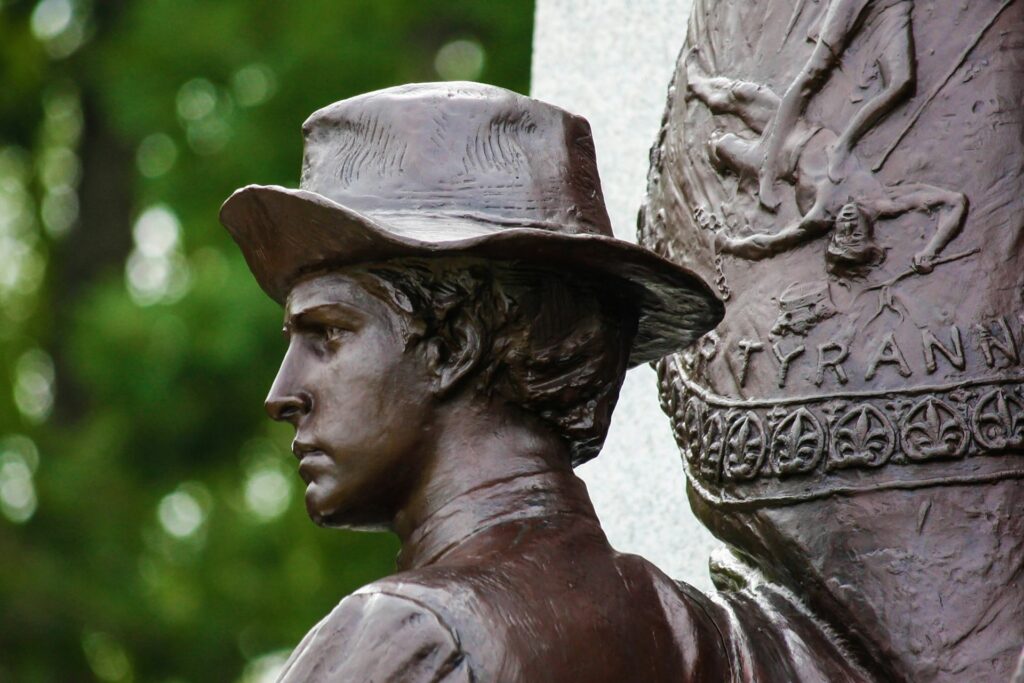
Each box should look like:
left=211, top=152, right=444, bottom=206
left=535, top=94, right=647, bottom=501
left=299, top=82, right=612, bottom=236
left=219, top=82, right=723, bottom=371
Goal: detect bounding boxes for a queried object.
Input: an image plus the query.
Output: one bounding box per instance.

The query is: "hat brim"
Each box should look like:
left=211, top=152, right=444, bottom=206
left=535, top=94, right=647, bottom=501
left=220, top=185, right=723, bottom=366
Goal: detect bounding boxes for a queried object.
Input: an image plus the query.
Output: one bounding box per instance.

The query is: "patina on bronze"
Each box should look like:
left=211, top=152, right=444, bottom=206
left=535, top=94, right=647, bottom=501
left=643, top=1, right=1024, bottom=680
left=220, top=83, right=725, bottom=681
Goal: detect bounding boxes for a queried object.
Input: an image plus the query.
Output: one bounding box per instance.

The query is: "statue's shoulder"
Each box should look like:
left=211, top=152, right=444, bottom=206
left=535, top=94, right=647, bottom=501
left=276, top=575, right=477, bottom=682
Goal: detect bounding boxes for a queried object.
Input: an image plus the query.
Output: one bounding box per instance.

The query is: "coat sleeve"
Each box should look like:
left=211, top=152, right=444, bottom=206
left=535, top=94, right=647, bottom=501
left=276, top=590, right=472, bottom=683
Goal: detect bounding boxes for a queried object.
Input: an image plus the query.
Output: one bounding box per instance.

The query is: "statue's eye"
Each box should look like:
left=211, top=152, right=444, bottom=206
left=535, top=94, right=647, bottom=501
left=322, top=325, right=346, bottom=343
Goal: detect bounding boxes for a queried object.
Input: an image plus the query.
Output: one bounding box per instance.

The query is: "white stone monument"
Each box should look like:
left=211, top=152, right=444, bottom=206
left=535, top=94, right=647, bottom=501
left=531, top=0, right=718, bottom=590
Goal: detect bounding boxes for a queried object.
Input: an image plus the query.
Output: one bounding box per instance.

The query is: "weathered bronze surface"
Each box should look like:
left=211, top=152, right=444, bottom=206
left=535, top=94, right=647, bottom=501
left=220, top=83, right=727, bottom=681
left=643, top=1, right=1024, bottom=680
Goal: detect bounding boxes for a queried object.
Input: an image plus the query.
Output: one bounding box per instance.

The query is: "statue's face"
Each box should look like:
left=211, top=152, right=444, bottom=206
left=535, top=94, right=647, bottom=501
left=833, top=203, right=867, bottom=245
left=265, top=271, right=434, bottom=530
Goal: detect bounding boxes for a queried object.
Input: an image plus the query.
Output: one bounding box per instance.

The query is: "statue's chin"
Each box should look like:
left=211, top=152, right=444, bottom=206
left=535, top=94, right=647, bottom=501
left=305, top=487, right=392, bottom=532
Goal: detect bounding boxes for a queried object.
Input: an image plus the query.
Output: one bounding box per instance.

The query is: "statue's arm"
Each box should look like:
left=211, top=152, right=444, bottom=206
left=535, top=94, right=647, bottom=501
left=868, top=182, right=968, bottom=272
left=277, top=591, right=471, bottom=682
left=714, top=205, right=831, bottom=260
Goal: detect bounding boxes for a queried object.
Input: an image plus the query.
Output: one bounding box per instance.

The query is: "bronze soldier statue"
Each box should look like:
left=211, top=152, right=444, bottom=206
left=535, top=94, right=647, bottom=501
left=218, top=80, right=931, bottom=682
left=220, top=82, right=731, bottom=682
left=220, top=3, right=1024, bottom=670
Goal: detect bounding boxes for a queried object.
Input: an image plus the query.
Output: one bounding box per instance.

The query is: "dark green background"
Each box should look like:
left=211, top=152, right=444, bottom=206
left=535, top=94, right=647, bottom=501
left=0, top=1, right=533, bottom=680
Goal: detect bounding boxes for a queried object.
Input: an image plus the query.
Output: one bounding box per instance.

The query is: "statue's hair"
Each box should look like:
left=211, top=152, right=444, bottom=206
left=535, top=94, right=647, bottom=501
left=345, top=258, right=637, bottom=466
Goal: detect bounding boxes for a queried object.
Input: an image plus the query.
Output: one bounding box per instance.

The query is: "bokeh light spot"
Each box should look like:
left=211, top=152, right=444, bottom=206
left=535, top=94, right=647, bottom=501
left=41, top=86, right=83, bottom=144
left=13, top=348, right=55, bottom=424
left=157, top=486, right=207, bottom=539
left=176, top=78, right=218, bottom=121
left=0, top=435, right=40, bottom=473
left=232, top=64, right=277, bottom=107
left=136, top=133, right=178, bottom=178
left=41, top=185, right=78, bottom=236
left=30, top=0, right=73, bottom=41
left=133, top=205, right=180, bottom=257
left=31, top=0, right=89, bottom=59
left=244, top=466, right=291, bottom=521
left=0, top=433, right=38, bottom=523
left=126, top=252, right=190, bottom=306
left=434, top=39, right=486, bottom=81
left=126, top=206, right=190, bottom=305
left=0, top=240, right=45, bottom=298
left=38, top=146, right=81, bottom=189
left=0, top=455, right=37, bottom=523
left=238, top=649, right=291, bottom=683
left=81, top=631, right=133, bottom=682
left=186, top=116, right=231, bottom=155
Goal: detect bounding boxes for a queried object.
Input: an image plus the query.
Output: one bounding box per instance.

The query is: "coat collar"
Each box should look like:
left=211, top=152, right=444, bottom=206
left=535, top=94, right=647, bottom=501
left=397, top=468, right=601, bottom=571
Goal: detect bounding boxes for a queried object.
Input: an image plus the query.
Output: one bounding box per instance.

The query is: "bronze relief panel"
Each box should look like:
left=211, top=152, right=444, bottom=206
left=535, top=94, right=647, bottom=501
left=644, top=0, right=1024, bottom=506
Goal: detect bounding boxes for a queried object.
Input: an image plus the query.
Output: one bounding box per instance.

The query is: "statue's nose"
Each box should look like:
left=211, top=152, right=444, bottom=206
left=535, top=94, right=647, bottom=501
left=265, top=342, right=313, bottom=424
left=265, top=358, right=312, bottom=424
left=265, top=389, right=312, bottom=424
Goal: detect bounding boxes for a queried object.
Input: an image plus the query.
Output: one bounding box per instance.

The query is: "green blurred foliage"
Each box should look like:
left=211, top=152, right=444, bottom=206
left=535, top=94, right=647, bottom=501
left=0, top=1, right=534, bottom=680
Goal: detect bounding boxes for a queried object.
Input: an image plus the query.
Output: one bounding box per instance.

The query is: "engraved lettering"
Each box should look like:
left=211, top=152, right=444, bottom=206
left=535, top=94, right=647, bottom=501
left=921, top=326, right=965, bottom=373
left=815, top=342, right=849, bottom=386
left=772, top=342, right=805, bottom=388
left=736, top=339, right=765, bottom=387
left=865, top=333, right=912, bottom=381
left=975, top=317, right=1019, bottom=368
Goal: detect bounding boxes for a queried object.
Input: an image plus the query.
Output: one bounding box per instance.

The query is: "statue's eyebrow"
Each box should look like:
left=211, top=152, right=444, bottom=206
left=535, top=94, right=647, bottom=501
left=283, top=302, right=366, bottom=336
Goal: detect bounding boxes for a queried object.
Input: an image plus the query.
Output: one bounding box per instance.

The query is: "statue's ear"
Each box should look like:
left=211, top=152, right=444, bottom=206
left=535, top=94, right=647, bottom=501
left=425, top=315, right=484, bottom=398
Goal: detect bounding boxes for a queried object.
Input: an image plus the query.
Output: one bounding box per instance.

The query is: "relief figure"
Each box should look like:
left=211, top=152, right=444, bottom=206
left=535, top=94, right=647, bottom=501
left=755, top=0, right=915, bottom=209
left=686, top=47, right=967, bottom=275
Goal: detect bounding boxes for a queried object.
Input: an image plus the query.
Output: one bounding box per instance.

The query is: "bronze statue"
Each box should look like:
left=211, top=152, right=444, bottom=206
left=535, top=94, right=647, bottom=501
left=219, top=82, right=728, bottom=681
left=218, top=5, right=1024, bottom=671
left=643, top=0, right=1024, bottom=680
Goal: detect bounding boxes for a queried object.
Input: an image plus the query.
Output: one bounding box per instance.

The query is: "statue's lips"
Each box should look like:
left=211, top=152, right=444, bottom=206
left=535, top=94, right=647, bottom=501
left=296, top=451, right=332, bottom=484
left=292, top=442, right=331, bottom=483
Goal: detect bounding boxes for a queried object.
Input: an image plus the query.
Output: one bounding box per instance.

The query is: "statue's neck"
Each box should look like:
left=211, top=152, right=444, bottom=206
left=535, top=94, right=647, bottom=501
left=396, top=468, right=599, bottom=571
left=392, top=397, right=589, bottom=570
